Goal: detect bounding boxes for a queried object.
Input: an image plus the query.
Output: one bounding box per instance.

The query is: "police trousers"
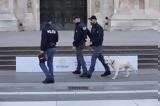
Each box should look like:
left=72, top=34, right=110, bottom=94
left=89, top=46, right=110, bottom=74
left=75, top=43, right=88, bottom=74
left=39, top=48, right=55, bottom=79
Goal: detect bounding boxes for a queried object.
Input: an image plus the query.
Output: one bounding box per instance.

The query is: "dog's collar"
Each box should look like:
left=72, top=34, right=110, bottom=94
left=112, top=60, right=115, bottom=65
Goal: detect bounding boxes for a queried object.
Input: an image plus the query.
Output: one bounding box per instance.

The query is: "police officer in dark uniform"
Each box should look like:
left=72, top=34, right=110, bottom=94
left=39, top=17, right=58, bottom=84
left=72, top=16, right=88, bottom=77
left=85, top=15, right=111, bottom=78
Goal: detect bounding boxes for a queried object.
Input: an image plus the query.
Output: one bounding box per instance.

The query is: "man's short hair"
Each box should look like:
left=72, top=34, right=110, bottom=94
left=46, top=15, right=52, bottom=22
left=73, top=16, right=80, bottom=20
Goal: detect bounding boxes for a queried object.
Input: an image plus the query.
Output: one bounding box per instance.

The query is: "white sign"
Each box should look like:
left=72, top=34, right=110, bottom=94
left=16, top=56, right=138, bottom=72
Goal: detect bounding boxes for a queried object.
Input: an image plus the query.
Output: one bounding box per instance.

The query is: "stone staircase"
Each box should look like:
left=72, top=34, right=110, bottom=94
left=0, top=46, right=158, bottom=71
left=158, top=47, right=160, bottom=71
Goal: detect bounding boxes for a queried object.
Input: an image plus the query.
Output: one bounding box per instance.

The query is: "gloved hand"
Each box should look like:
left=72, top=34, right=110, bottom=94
left=38, top=53, right=46, bottom=63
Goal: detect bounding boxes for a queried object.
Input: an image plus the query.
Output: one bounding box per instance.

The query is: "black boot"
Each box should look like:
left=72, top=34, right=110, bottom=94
left=80, top=73, right=91, bottom=79
left=42, top=78, right=55, bottom=84
left=101, top=71, right=111, bottom=77
left=72, top=70, right=81, bottom=74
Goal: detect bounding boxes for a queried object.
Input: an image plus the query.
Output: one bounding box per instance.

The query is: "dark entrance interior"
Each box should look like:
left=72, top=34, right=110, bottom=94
left=40, top=0, right=87, bottom=30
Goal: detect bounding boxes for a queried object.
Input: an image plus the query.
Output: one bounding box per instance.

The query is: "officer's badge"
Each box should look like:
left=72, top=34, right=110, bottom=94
left=76, top=30, right=78, bottom=32
left=83, top=27, right=87, bottom=30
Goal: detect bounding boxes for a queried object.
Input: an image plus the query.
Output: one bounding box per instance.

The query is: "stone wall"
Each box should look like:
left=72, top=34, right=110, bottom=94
left=0, top=0, right=160, bottom=31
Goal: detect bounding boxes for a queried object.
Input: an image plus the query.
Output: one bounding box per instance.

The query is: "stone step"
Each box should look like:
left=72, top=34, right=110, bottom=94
left=0, top=56, right=15, bottom=60
left=0, top=47, right=158, bottom=53
left=0, top=46, right=158, bottom=50
left=0, top=46, right=158, bottom=70
left=138, top=60, right=158, bottom=63
left=0, top=60, right=16, bottom=65
left=0, top=91, right=157, bottom=101
left=0, top=65, right=16, bottom=70
left=139, top=65, right=158, bottom=69
left=0, top=100, right=159, bottom=105
left=139, top=55, right=158, bottom=59
left=0, top=51, right=157, bottom=56
left=0, top=48, right=157, bottom=52
left=0, top=90, right=157, bottom=101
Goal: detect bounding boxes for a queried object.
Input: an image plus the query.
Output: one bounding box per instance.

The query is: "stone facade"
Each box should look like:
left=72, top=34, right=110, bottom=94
left=0, top=0, right=39, bottom=31
left=111, top=0, right=160, bottom=31
left=0, top=0, right=160, bottom=31
left=0, top=0, right=18, bottom=31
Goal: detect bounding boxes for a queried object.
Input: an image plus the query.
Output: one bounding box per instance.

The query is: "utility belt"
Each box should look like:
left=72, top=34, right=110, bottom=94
left=75, top=41, right=86, bottom=47
left=48, top=42, right=56, bottom=48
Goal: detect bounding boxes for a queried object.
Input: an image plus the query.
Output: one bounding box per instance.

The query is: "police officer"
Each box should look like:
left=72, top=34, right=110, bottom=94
left=39, top=17, right=58, bottom=84
left=85, top=15, right=111, bottom=78
left=72, top=16, right=88, bottom=77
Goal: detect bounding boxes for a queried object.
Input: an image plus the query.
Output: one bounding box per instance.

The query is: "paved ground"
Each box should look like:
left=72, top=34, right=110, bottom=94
left=0, top=100, right=159, bottom=106
left=0, top=30, right=160, bottom=47
left=0, top=70, right=159, bottom=102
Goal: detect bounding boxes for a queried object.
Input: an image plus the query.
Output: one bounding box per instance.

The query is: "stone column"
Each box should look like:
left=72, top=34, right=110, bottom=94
left=99, top=0, right=114, bottom=30
left=87, top=0, right=92, bottom=17
left=108, top=0, right=114, bottom=17
left=139, top=0, right=145, bottom=9
left=0, top=0, right=9, bottom=13
left=14, top=0, right=26, bottom=24
left=14, top=0, right=26, bottom=31
left=150, top=0, right=159, bottom=10
left=100, top=0, right=107, bottom=17
left=22, top=0, right=40, bottom=31
left=145, top=0, right=150, bottom=13
left=114, top=0, right=120, bottom=14
left=0, top=0, right=18, bottom=31
left=99, top=0, right=114, bottom=18
left=32, top=0, right=40, bottom=30
left=9, top=0, right=14, bottom=13
left=87, top=0, right=92, bottom=29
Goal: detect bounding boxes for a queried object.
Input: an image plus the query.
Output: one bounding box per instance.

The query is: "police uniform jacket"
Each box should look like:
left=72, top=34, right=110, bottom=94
left=73, top=22, right=87, bottom=47
left=89, top=23, right=104, bottom=46
left=40, top=23, right=58, bottom=51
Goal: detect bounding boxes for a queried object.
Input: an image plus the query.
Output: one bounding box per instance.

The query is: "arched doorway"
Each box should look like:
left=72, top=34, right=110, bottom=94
left=40, top=0, right=87, bottom=30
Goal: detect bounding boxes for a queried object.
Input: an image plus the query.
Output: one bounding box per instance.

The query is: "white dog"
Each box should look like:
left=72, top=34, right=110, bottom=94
left=105, top=57, right=136, bottom=80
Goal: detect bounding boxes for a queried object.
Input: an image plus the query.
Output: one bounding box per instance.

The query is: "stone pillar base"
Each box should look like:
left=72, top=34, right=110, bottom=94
left=0, top=13, right=18, bottom=31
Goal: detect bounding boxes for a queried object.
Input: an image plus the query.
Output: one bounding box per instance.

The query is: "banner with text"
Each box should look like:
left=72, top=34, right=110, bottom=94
left=16, top=56, right=138, bottom=72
